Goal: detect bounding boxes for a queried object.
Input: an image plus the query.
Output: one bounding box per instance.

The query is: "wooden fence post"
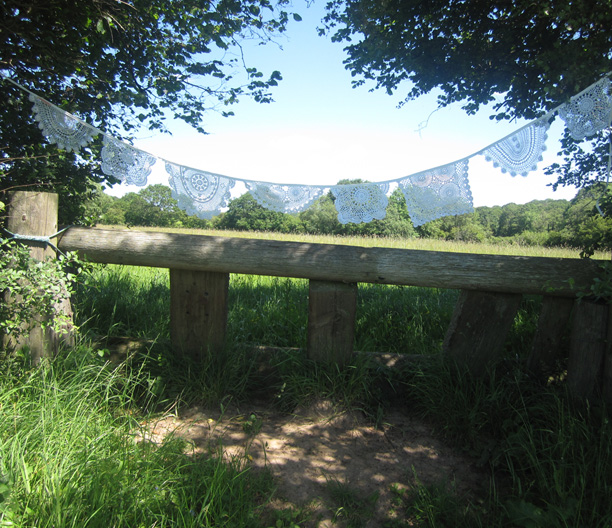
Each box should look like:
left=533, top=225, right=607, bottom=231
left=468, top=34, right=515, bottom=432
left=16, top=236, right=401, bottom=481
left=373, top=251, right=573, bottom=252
left=443, top=290, right=522, bottom=377
left=567, top=299, right=608, bottom=401
left=4, top=191, right=74, bottom=363
left=603, top=304, right=612, bottom=405
left=526, top=296, right=574, bottom=376
left=307, top=280, right=357, bottom=366
left=169, top=269, right=229, bottom=361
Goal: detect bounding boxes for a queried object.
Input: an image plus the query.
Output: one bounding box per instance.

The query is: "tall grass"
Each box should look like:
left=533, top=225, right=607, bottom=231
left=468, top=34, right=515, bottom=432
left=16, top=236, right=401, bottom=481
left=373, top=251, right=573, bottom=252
left=76, top=264, right=170, bottom=339
left=399, top=359, right=612, bottom=527
left=77, top=265, right=462, bottom=354
left=77, top=263, right=540, bottom=361
left=0, top=348, right=276, bottom=528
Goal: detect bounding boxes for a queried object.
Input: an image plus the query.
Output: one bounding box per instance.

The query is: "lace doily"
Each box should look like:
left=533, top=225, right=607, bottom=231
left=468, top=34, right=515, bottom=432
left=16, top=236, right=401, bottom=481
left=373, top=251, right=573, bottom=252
left=331, top=183, right=389, bottom=224
left=101, top=137, right=156, bottom=186
left=29, top=93, right=97, bottom=152
left=165, top=162, right=235, bottom=219
left=245, top=182, right=325, bottom=213
left=558, top=77, right=612, bottom=140
left=481, top=119, right=550, bottom=176
left=20, top=73, right=612, bottom=229
left=399, top=160, right=473, bottom=227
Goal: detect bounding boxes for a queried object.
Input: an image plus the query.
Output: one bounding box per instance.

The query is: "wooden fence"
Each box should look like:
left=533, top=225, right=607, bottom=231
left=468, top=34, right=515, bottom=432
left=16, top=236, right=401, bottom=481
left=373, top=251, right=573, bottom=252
left=5, top=191, right=612, bottom=402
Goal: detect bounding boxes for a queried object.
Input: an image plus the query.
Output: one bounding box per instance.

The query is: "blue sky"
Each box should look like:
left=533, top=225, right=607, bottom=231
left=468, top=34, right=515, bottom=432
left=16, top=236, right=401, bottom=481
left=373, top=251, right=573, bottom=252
left=124, top=1, right=578, bottom=207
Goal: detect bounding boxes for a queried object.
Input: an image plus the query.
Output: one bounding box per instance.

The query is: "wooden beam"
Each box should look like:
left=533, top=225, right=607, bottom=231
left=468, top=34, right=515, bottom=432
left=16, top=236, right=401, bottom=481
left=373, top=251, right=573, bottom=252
left=307, top=280, right=357, bottom=365
left=169, top=269, right=229, bottom=361
left=58, top=227, right=601, bottom=297
left=443, top=290, right=522, bottom=377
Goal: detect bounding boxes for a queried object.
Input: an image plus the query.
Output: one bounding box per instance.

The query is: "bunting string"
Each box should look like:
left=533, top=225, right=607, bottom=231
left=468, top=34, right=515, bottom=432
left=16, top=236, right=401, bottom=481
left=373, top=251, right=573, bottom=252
left=3, top=72, right=612, bottom=227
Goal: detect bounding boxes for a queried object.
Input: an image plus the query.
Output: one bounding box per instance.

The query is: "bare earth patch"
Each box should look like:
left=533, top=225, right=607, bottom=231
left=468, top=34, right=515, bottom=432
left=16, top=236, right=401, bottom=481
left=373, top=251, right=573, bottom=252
left=137, top=401, right=490, bottom=527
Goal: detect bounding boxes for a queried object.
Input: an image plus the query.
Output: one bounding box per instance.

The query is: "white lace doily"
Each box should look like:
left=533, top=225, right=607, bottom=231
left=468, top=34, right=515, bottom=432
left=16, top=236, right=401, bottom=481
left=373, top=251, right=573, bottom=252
left=482, top=119, right=550, bottom=176
left=165, top=162, right=235, bottom=219
left=245, top=182, right=325, bottom=213
left=29, top=93, right=97, bottom=152
left=399, top=160, right=473, bottom=227
left=558, top=77, right=612, bottom=140
left=23, top=73, right=612, bottom=228
left=101, top=137, right=156, bottom=186
left=331, top=183, right=390, bottom=224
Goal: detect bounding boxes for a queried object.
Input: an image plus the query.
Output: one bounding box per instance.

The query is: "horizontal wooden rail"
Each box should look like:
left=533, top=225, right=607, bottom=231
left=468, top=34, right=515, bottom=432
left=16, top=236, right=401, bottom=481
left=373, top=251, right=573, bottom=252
left=57, top=227, right=601, bottom=297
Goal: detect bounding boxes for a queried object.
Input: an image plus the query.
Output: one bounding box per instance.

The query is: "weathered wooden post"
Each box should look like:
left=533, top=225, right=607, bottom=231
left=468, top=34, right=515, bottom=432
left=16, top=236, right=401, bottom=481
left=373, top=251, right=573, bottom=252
left=566, top=299, right=608, bottom=401
left=169, top=269, right=229, bottom=361
left=307, top=280, right=357, bottom=366
left=603, top=304, right=612, bottom=405
left=443, top=290, right=522, bottom=377
left=4, top=191, right=74, bottom=363
left=526, top=296, right=574, bottom=375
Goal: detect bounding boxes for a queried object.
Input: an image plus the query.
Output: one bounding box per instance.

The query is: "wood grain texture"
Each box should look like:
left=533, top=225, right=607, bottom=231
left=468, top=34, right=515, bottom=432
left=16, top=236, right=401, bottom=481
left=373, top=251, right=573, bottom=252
left=443, top=290, right=522, bottom=377
left=57, top=227, right=601, bottom=297
left=7, top=191, right=58, bottom=261
left=567, top=300, right=608, bottom=401
left=170, top=269, right=229, bottom=360
left=527, top=296, right=574, bottom=374
left=307, top=280, right=357, bottom=365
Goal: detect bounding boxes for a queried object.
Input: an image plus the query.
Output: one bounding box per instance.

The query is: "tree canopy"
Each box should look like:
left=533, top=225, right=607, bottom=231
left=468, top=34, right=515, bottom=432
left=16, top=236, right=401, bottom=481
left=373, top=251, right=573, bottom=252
left=322, top=0, right=612, bottom=190
left=0, top=0, right=298, bottom=221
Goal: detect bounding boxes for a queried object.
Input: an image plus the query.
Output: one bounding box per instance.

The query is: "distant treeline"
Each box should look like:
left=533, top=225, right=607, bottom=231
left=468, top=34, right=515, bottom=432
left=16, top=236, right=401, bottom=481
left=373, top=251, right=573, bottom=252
left=89, top=182, right=612, bottom=252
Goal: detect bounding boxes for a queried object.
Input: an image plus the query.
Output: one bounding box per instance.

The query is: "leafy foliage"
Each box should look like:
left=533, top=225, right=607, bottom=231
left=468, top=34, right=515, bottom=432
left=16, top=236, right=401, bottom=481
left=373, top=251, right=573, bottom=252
left=321, top=0, right=612, bottom=202
left=322, top=0, right=612, bottom=121
left=0, top=239, right=80, bottom=348
left=90, top=181, right=612, bottom=254
left=0, top=0, right=299, bottom=222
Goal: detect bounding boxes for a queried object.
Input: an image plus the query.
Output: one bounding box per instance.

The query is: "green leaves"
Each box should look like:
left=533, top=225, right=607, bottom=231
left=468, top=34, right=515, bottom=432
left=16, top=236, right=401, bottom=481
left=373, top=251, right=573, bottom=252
left=322, top=0, right=612, bottom=192
left=1, top=0, right=302, bottom=222
left=0, top=239, right=82, bottom=348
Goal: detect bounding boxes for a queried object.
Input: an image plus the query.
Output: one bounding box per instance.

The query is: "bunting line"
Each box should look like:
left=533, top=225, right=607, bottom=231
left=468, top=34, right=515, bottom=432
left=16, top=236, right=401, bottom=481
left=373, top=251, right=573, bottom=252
left=2, top=71, right=612, bottom=226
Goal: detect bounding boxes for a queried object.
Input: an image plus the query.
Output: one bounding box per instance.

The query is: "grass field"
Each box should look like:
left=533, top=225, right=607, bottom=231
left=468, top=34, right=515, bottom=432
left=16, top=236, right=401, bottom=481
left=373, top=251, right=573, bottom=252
left=2, top=231, right=611, bottom=527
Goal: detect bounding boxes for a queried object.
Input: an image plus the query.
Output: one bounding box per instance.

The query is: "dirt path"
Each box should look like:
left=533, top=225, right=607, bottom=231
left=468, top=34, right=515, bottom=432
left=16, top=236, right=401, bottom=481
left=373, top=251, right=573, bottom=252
left=138, top=401, right=490, bottom=527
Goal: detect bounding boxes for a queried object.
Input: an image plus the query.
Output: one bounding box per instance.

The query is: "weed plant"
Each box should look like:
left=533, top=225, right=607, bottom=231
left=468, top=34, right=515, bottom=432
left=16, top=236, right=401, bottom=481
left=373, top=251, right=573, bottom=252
left=324, top=474, right=379, bottom=528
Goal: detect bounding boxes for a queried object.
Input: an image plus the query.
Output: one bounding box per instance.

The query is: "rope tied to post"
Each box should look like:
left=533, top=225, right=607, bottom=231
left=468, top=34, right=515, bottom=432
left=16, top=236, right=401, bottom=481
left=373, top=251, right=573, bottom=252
left=2, top=225, right=73, bottom=257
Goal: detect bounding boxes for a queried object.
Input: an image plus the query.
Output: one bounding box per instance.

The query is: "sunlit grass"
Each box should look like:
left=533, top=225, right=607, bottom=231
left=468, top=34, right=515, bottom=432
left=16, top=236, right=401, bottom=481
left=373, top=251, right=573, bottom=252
left=0, top=348, right=276, bottom=528
left=76, top=265, right=464, bottom=355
